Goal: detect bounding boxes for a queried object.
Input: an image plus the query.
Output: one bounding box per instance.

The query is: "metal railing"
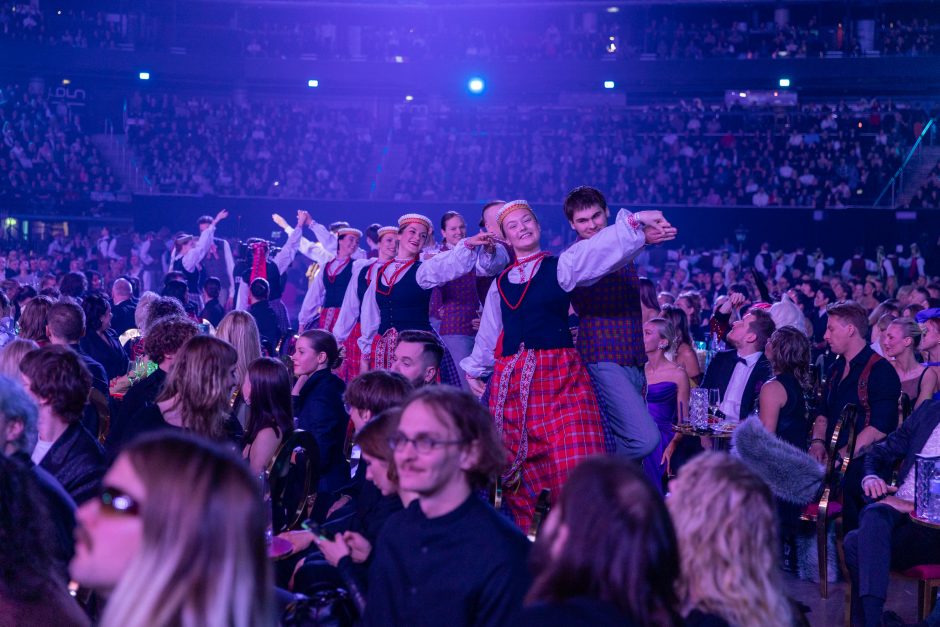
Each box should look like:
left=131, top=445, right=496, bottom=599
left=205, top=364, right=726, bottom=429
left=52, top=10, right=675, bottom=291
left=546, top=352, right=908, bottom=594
left=873, top=116, right=938, bottom=208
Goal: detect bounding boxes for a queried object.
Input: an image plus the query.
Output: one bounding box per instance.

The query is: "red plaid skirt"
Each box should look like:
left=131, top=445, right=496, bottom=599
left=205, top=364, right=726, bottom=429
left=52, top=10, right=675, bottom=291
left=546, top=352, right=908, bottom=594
left=318, top=307, right=341, bottom=333
left=336, top=322, right=363, bottom=383
left=488, top=347, right=605, bottom=531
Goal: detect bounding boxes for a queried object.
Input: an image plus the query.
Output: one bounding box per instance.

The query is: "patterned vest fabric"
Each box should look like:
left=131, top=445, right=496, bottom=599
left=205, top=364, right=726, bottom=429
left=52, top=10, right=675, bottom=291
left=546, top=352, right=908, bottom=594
left=375, top=262, right=432, bottom=335
left=570, top=262, right=646, bottom=367
left=202, top=238, right=231, bottom=288
left=498, top=256, right=573, bottom=356
left=438, top=271, right=479, bottom=335
left=323, top=259, right=354, bottom=309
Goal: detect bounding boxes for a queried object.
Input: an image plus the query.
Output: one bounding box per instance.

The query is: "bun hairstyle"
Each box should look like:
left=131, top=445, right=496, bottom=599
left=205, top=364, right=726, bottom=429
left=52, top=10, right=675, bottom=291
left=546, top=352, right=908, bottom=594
left=648, top=317, right=679, bottom=361
left=299, top=329, right=343, bottom=371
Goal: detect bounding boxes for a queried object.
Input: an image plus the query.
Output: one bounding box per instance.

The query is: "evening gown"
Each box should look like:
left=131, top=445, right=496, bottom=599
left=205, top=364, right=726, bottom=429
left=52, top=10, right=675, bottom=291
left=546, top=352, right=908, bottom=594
left=642, top=381, right=679, bottom=495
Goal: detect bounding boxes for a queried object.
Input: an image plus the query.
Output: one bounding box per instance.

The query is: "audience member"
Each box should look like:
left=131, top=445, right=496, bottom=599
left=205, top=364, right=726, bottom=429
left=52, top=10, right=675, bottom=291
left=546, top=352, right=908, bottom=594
left=241, top=357, right=295, bottom=475
left=0, top=337, right=39, bottom=379
left=216, top=310, right=264, bottom=427
left=390, top=329, right=444, bottom=387
left=200, top=276, right=226, bottom=328
left=110, top=278, right=137, bottom=337
left=18, top=294, right=54, bottom=344
left=880, top=317, right=933, bottom=408
left=248, top=278, right=281, bottom=353
left=80, top=293, right=130, bottom=380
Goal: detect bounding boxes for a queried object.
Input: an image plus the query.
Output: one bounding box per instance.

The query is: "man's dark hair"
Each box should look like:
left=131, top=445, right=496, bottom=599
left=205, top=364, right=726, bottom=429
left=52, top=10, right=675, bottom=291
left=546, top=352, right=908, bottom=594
left=203, top=277, right=222, bottom=300
left=401, top=386, right=506, bottom=489
left=817, top=285, right=835, bottom=304
left=563, top=186, right=608, bottom=222
left=729, top=283, right=750, bottom=300
left=396, top=330, right=444, bottom=368
left=746, top=308, right=776, bottom=351
left=250, top=278, right=270, bottom=301
left=81, top=294, right=111, bottom=333
left=479, top=199, right=506, bottom=228
left=344, top=370, right=413, bottom=417
left=146, top=316, right=200, bottom=365
left=59, top=272, right=87, bottom=299
left=162, top=279, right=189, bottom=307
left=21, top=345, right=92, bottom=424
left=15, top=285, right=37, bottom=305
left=196, top=215, right=214, bottom=226
left=163, top=271, right=185, bottom=286
left=365, top=223, right=382, bottom=245
left=145, top=296, right=187, bottom=330
left=46, top=301, right=85, bottom=343
left=328, top=221, right=351, bottom=233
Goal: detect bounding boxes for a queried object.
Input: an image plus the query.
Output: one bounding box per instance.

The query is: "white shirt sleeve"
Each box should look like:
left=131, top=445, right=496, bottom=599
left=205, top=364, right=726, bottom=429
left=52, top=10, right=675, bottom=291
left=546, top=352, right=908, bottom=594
left=107, top=238, right=120, bottom=260
left=223, top=240, right=235, bottom=295
left=333, top=260, right=372, bottom=342
left=300, top=240, right=334, bottom=266
left=460, top=282, right=502, bottom=379
left=556, top=208, right=645, bottom=292
left=311, top=223, right=337, bottom=253
left=274, top=226, right=304, bottom=274
left=234, top=276, right=248, bottom=311
left=883, top=259, right=895, bottom=277
left=415, top=240, right=479, bottom=289
left=352, top=247, right=367, bottom=260
left=139, top=240, right=154, bottom=266
left=358, top=277, right=381, bottom=356
left=475, top=242, right=510, bottom=277
left=298, top=270, right=326, bottom=331
left=182, top=225, right=215, bottom=272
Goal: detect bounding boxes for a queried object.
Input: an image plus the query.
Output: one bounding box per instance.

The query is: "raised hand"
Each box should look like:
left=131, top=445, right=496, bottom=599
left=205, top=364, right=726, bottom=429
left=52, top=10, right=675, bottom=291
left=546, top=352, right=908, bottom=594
left=272, top=213, right=290, bottom=230
left=213, top=209, right=229, bottom=225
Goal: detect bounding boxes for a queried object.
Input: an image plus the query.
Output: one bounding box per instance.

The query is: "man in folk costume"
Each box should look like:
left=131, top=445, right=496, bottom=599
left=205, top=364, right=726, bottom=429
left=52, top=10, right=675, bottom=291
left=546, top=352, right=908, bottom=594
left=431, top=211, right=481, bottom=391
left=169, top=209, right=228, bottom=310
left=297, top=226, right=362, bottom=332
left=333, top=226, right=399, bottom=383
left=461, top=200, right=676, bottom=530
left=196, top=214, right=236, bottom=310
left=358, top=213, right=502, bottom=387
left=564, top=186, right=671, bottom=460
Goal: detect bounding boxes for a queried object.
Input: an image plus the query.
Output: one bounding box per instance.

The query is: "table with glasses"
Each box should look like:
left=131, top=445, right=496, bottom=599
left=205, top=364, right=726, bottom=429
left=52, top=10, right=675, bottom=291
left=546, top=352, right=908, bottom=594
left=671, top=421, right=739, bottom=451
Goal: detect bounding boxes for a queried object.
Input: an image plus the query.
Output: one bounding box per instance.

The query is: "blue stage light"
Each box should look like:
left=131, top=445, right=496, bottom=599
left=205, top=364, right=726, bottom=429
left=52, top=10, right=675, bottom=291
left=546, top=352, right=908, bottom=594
left=779, top=78, right=791, bottom=88
left=604, top=80, right=615, bottom=89
left=308, top=79, right=319, bottom=88
left=468, top=78, right=485, bottom=94
left=138, top=72, right=150, bottom=80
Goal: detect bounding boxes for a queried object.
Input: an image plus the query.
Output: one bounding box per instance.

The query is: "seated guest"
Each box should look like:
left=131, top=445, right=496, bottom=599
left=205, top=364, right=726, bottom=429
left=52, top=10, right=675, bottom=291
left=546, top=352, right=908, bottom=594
left=107, top=316, right=199, bottom=455
left=291, top=329, right=349, bottom=496
left=242, top=357, right=295, bottom=475
left=120, top=291, right=160, bottom=360
left=0, top=454, right=89, bottom=627
left=45, top=301, right=109, bottom=397
left=668, top=453, right=795, bottom=627
left=69, top=432, right=274, bottom=627
left=0, top=375, right=77, bottom=580
left=0, top=338, right=39, bottom=379
left=18, top=294, right=54, bottom=344
left=79, top=294, right=130, bottom=380
left=364, top=386, right=530, bottom=627
left=809, top=301, right=901, bottom=532
left=161, top=278, right=194, bottom=317
left=199, top=276, right=226, bottom=328
left=844, top=400, right=940, bottom=627
left=661, top=304, right=703, bottom=385
left=20, top=346, right=105, bottom=504
left=917, top=308, right=940, bottom=400
left=0, top=290, right=14, bottom=348
left=391, top=329, right=444, bottom=388
left=703, top=308, right=775, bottom=423
left=880, top=317, right=934, bottom=409
left=248, top=278, right=281, bottom=354
left=109, top=278, right=137, bottom=337
left=216, top=310, right=263, bottom=428
left=126, top=336, right=242, bottom=446
left=522, top=457, right=682, bottom=626
left=59, top=271, right=87, bottom=303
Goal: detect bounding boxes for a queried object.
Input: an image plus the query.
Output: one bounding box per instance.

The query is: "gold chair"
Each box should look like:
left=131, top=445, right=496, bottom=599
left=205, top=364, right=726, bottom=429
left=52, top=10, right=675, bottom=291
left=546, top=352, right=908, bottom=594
left=526, top=489, right=552, bottom=542
left=267, top=429, right=320, bottom=532
left=800, top=403, right=858, bottom=599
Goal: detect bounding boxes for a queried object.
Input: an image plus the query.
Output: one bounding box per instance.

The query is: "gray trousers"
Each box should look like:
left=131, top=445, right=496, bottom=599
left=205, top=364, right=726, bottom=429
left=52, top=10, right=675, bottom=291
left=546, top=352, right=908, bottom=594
left=586, top=362, right=659, bottom=460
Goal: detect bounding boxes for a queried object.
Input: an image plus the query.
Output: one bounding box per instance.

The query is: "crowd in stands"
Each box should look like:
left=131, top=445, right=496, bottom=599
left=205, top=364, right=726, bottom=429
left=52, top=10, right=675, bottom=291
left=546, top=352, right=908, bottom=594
left=124, top=93, right=376, bottom=199
left=906, top=158, right=940, bottom=210
left=394, top=99, right=924, bottom=207
left=0, top=83, right=119, bottom=206
left=0, top=198, right=938, bottom=625
left=0, top=2, right=129, bottom=50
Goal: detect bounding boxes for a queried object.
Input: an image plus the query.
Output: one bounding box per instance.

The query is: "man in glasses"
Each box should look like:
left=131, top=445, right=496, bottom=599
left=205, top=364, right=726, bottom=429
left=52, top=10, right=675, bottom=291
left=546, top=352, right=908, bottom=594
left=363, top=386, right=530, bottom=627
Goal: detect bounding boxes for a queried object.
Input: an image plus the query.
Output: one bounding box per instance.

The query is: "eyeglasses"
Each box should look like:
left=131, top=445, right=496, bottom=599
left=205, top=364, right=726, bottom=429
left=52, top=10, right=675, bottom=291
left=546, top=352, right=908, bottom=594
left=387, top=432, right=466, bottom=454
left=99, top=486, right=141, bottom=517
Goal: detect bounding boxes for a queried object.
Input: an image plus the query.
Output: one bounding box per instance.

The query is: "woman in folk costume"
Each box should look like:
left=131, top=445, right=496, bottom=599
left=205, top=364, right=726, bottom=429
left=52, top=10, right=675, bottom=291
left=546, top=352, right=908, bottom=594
left=297, top=226, right=363, bottom=332
left=461, top=200, right=676, bottom=530
left=333, top=226, right=399, bottom=383
left=358, top=213, right=501, bottom=386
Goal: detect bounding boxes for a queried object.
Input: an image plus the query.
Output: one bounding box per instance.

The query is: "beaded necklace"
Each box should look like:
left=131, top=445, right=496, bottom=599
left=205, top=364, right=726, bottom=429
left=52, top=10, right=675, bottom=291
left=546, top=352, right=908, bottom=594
left=497, top=251, right=550, bottom=311
left=375, top=257, right=417, bottom=297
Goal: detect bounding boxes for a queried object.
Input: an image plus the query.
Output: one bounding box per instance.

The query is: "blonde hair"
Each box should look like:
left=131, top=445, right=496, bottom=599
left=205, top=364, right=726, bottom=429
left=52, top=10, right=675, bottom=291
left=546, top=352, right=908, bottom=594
left=215, top=310, right=262, bottom=388
left=0, top=338, right=39, bottom=379
left=888, top=317, right=923, bottom=350
left=135, top=291, right=160, bottom=333
left=667, top=453, right=792, bottom=627
left=101, top=432, right=273, bottom=627
left=157, top=335, right=238, bottom=441
left=647, top=317, right=679, bottom=362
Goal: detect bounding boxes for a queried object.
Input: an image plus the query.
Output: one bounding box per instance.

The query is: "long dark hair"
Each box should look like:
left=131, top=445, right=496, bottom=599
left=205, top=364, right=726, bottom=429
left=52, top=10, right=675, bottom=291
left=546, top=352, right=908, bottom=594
left=526, top=457, right=682, bottom=627
left=244, top=357, right=295, bottom=445
left=661, top=304, right=693, bottom=347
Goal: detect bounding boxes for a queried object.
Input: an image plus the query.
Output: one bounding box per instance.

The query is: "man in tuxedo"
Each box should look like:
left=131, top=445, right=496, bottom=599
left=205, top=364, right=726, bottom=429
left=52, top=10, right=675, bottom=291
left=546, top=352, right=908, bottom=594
left=843, top=400, right=940, bottom=627
left=702, top=307, right=775, bottom=422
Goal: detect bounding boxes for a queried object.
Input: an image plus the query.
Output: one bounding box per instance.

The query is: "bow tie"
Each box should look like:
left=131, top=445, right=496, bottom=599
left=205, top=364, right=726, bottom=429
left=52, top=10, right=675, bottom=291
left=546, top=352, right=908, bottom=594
left=735, top=356, right=748, bottom=366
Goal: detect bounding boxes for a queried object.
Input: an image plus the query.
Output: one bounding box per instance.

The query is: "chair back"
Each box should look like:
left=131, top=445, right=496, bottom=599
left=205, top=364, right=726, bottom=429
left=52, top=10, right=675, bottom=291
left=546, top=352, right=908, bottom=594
left=490, top=476, right=503, bottom=511
left=826, top=403, right=857, bottom=501
left=267, top=429, right=320, bottom=532
left=88, top=388, right=111, bottom=444
left=526, top=489, right=551, bottom=542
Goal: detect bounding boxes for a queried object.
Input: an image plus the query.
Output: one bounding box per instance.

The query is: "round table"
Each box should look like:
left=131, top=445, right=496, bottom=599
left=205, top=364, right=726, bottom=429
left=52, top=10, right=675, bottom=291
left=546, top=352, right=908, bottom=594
left=909, top=512, right=940, bottom=530
left=672, top=423, right=738, bottom=450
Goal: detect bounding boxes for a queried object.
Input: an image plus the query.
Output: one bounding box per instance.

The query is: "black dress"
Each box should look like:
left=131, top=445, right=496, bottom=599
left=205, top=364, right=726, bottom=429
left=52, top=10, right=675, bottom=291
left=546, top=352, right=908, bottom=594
left=518, top=598, right=634, bottom=626
left=124, top=403, right=243, bottom=448
left=773, top=372, right=809, bottom=449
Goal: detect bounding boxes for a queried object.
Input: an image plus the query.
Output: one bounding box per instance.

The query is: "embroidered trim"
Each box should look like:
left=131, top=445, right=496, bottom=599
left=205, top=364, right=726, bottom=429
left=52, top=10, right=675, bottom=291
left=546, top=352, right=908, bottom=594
left=326, top=257, right=351, bottom=283
left=375, top=258, right=417, bottom=297
left=320, top=307, right=340, bottom=332
left=627, top=213, right=641, bottom=230
left=497, top=252, right=549, bottom=311
left=371, top=328, right=400, bottom=371
left=494, top=345, right=536, bottom=485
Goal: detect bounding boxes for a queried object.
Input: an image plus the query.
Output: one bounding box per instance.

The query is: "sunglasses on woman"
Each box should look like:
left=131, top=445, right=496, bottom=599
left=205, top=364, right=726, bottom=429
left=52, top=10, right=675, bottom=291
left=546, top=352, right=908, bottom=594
left=99, top=486, right=141, bottom=516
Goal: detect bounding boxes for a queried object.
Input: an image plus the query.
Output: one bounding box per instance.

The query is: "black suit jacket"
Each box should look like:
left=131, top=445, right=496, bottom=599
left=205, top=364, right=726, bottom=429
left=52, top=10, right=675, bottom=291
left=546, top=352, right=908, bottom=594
left=110, top=299, right=137, bottom=337
left=701, top=350, right=772, bottom=420
left=39, top=422, right=106, bottom=505
left=294, top=369, right=350, bottom=494
left=865, top=400, right=940, bottom=485
left=108, top=368, right=168, bottom=459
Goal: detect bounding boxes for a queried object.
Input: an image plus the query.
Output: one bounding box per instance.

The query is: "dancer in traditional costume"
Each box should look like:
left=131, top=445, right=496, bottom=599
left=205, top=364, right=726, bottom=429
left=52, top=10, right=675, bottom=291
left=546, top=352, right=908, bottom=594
left=461, top=200, right=675, bottom=530
left=332, top=226, right=400, bottom=382
left=297, top=226, right=362, bottom=332
left=358, top=213, right=501, bottom=387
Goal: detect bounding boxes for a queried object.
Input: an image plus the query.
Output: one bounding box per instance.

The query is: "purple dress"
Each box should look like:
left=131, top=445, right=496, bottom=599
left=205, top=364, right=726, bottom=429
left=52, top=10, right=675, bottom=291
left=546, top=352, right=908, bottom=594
left=642, top=381, right=679, bottom=495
